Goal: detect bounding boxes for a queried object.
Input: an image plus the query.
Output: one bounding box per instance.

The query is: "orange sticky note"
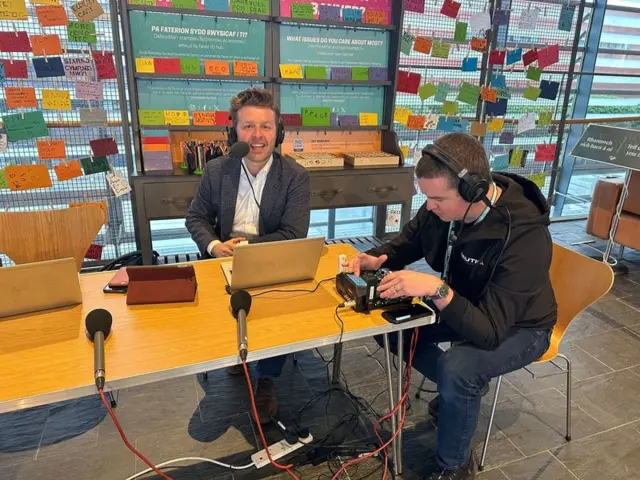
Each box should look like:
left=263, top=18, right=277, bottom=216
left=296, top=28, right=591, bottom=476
left=413, top=36, right=433, bottom=54
left=204, top=60, right=230, bottom=76
left=364, top=9, right=385, bottom=24
left=30, top=34, right=62, bottom=55
left=233, top=60, right=258, bottom=76
left=470, top=121, right=487, bottom=137
left=37, top=139, right=66, bottom=160
left=471, top=37, right=488, bottom=52
left=35, top=5, right=68, bottom=26
left=54, top=160, right=83, bottom=181
left=5, top=86, right=37, bottom=108
left=407, top=115, right=426, bottom=130
left=5, top=164, right=52, bottom=191
left=481, top=86, right=498, bottom=103
left=192, top=111, right=216, bottom=126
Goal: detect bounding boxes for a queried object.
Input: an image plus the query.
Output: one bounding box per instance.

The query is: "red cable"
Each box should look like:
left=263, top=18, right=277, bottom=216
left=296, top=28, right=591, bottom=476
left=98, top=389, right=174, bottom=480
left=242, top=361, right=300, bottom=480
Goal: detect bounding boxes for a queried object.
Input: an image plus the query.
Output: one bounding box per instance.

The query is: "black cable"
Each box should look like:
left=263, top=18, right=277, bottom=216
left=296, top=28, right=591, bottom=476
left=252, top=277, right=334, bottom=297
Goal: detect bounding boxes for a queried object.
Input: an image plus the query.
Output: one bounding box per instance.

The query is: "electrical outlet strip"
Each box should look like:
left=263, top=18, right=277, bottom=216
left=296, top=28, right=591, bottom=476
left=251, top=435, right=313, bottom=469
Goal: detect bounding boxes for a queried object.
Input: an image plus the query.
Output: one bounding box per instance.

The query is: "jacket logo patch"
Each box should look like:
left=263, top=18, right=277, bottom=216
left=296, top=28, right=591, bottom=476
left=461, top=251, right=484, bottom=266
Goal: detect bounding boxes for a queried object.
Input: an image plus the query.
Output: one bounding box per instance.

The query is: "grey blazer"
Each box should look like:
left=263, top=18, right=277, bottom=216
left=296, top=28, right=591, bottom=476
left=185, top=152, right=311, bottom=256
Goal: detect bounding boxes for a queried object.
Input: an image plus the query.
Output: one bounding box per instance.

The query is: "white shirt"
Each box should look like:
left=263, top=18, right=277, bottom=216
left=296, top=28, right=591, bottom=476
left=207, top=155, right=273, bottom=256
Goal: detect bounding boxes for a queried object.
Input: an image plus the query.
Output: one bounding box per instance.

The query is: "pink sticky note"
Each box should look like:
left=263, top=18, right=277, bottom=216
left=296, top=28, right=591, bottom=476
left=440, top=0, right=461, bottom=19
left=489, top=50, right=506, bottom=65
left=397, top=70, right=421, bottom=94
left=537, top=44, right=559, bottom=69
left=0, top=31, right=31, bottom=52
left=92, top=52, right=117, bottom=80
left=522, top=48, right=538, bottom=67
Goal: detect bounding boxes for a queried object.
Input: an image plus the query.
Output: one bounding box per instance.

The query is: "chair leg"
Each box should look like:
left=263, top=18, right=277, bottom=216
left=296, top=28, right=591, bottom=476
left=479, top=376, right=502, bottom=471
left=557, top=353, right=572, bottom=441
left=415, top=375, right=427, bottom=399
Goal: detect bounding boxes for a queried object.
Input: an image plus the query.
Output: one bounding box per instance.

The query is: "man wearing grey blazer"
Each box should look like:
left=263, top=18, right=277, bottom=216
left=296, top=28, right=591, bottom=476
left=186, top=88, right=310, bottom=424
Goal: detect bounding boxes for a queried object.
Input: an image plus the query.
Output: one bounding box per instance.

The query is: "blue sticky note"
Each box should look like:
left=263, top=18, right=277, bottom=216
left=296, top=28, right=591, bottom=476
left=493, top=9, right=509, bottom=26
left=436, top=117, right=455, bottom=132
left=486, top=98, right=508, bottom=116
left=499, top=131, right=515, bottom=144
left=491, top=74, right=506, bottom=88
left=452, top=119, right=469, bottom=133
left=540, top=80, right=560, bottom=100
left=558, top=4, right=575, bottom=32
left=506, top=48, right=522, bottom=66
left=461, top=57, right=478, bottom=72
left=492, top=154, right=509, bottom=171
left=0, top=62, right=4, bottom=83
left=343, top=7, right=362, bottom=22
left=319, top=5, right=340, bottom=21
left=32, top=57, right=65, bottom=78
left=204, top=0, right=229, bottom=11
left=339, top=115, right=358, bottom=126
left=369, top=67, right=388, bottom=81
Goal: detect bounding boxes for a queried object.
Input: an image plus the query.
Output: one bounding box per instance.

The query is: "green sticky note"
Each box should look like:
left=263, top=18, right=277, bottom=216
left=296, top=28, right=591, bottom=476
left=401, top=32, right=415, bottom=56
left=173, top=0, right=197, bottom=8
left=539, top=110, right=553, bottom=126
left=3, top=111, right=49, bottom=142
left=180, top=58, right=200, bottom=74
left=418, top=82, right=437, bottom=100
left=434, top=82, right=450, bottom=102
left=68, top=21, right=97, bottom=43
left=80, top=156, right=110, bottom=175
left=529, top=172, right=546, bottom=189
left=454, top=22, right=468, bottom=43
left=138, top=110, right=165, bottom=126
left=230, top=0, right=270, bottom=14
left=526, top=67, right=542, bottom=81
left=523, top=86, right=541, bottom=101
left=0, top=169, right=8, bottom=190
left=302, top=107, right=331, bottom=126
left=129, top=0, right=155, bottom=5
left=305, top=66, right=327, bottom=79
left=351, top=67, right=369, bottom=81
left=510, top=149, right=525, bottom=167
left=431, top=42, right=450, bottom=59
left=442, top=101, right=458, bottom=115
left=457, top=82, right=480, bottom=106
left=291, top=3, right=314, bottom=18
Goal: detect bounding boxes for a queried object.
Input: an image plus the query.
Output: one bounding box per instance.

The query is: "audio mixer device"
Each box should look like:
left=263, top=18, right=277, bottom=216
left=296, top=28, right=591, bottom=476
left=336, top=269, right=412, bottom=313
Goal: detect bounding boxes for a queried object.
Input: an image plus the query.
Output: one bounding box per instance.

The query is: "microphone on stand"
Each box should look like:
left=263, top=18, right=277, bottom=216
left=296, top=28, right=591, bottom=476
left=231, top=290, right=252, bottom=361
left=85, top=309, right=113, bottom=390
left=229, top=141, right=250, bottom=160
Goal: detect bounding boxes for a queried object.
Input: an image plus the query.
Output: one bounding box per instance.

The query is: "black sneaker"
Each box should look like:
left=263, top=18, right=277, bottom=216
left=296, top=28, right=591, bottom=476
left=425, top=456, right=476, bottom=480
left=428, top=383, right=490, bottom=420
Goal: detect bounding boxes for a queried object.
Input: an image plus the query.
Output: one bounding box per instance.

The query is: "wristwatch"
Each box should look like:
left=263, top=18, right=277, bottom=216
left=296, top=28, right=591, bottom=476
left=433, top=283, right=451, bottom=300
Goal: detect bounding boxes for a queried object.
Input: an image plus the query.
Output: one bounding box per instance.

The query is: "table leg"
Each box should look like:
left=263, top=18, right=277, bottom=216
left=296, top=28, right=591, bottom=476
left=396, top=331, right=404, bottom=475
left=331, top=343, right=343, bottom=384
left=382, top=334, right=399, bottom=474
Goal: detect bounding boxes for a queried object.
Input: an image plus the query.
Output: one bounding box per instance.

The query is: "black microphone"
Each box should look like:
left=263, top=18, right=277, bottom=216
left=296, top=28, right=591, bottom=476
left=85, top=309, right=113, bottom=390
left=229, top=141, right=250, bottom=159
left=230, top=290, right=252, bottom=361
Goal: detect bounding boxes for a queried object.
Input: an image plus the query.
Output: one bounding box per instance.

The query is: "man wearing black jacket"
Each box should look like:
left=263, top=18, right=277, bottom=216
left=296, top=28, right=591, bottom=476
left=347, top=133, right=557, bottom=479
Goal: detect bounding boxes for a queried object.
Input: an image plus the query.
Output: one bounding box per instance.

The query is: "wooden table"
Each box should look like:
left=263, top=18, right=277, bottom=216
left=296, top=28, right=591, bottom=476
left=0, top=244, right=434, bottom=475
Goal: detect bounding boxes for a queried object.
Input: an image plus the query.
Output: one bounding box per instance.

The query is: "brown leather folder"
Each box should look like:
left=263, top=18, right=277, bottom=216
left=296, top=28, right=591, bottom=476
left=125, top=264, right=197, bottom=305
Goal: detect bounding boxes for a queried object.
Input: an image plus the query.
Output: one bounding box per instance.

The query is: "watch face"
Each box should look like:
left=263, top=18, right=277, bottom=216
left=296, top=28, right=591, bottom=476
left=436, top=284, right=450, bottom=299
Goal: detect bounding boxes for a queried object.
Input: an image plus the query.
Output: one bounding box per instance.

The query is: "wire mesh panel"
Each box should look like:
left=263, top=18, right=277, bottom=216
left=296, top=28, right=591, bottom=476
left=0, top=0, right=134, bottom=267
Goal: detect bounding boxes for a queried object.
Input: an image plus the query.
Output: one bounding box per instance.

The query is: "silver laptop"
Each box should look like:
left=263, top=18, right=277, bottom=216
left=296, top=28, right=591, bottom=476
left=0, top=258, right=82, bottom=318
left=221, top=237, right=325, bottom=290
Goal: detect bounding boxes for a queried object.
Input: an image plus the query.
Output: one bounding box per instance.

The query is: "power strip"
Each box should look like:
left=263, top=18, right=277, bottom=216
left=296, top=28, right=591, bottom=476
left=251, top=435, right=313, bottom=469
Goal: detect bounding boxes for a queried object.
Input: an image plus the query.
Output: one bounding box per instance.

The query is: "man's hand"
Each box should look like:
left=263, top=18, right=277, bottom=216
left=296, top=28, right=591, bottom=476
left=345, top=253, right=388, bottom=276
left=378, top=271, right=443, bottom=299
left=213, top=237, right=247, bottom=258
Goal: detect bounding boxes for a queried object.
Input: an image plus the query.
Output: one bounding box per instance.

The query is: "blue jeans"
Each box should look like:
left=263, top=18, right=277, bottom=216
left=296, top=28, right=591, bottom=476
left=256, top=355, right=288, bottom=379
left=376, top=323, right=551, bottom=470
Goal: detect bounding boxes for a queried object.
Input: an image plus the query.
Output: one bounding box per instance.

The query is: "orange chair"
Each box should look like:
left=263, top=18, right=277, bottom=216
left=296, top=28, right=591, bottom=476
left=478, top=243, right=614, bottom=469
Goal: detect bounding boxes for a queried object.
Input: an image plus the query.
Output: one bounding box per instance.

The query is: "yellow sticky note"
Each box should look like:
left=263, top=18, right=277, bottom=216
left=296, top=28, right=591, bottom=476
left=487, top=118, right=504, bottom=132
left=135, top=58, right=155, bottom=73
left=400, top=145, right=409, bottom=161
left=279, top=64, right=303, bottom=79
left=394, top=106, right=412, bottom=125
left=42, top=89, right=72, bottom=110
left=359, top=112, right=378, bottom=126
left=30, top=0, right=60, bottom=4
left=1, top=0, right=28, bottom=20
left=163, top=110, right=190, bottom=126
left=529, top=172, right=546, bottom=189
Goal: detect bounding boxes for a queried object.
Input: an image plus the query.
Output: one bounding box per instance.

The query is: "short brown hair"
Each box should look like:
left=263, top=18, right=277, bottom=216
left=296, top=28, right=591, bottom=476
left=230, top=88, right=280, bottom=125
left=415, top=133, right=491, bottom=188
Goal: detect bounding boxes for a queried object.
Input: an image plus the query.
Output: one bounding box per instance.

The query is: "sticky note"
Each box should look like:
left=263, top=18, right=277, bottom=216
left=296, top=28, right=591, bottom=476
left=279, top=63, right=303, bottom=79
left=537, top=44, right=559, bottom=69
left=394, top=106, right=412, bottom=124
left=173, top=0, right=197, bottom=7
left=37, top=139, right=66, bottom=160
left=318, top=5, right=340, bottom=21
left=506, top=48, right=522, bottom=65
left=488, top=118, right=504, bottom=132
left=540, top=80, right=560, bottom=100
left=519, top=7, right=540, bottom=30
left=3, top=111, right=49, bottom=141
left=492, top=154, right=509, bottom=171
left=0, top=31, right=30, bottom=52
left=93, top=52, right=116, bottom=79
left=31, top=0, right=61, bottom=6
left=342, top=8, right=362, bottom=23
left=79, top=108, right=107, bottom=126
left=397, top=70, right=421, bottom=94
left=71, top=0, right=103, bottom=21
left=496, top=85, right=511, bottom=99
left=481, top=86, right=498, bottom=103
left=442, top=101, right=458, bottom=115
left=431, top=42, right=450, bottom=59
left=90, top=137, right=118, bottom=156
left=471, top=121, right=487, bottom=137
left=522, top=49, right=538, bottom=67
left=517, top=112, right=536, bottom=134
left=469, top=10, right=491, bottom=33
left=440, top=0, right=461, bottom=19
left=67, top=21, right=96, bottom=43
left=489, top=50, right=506, bottom=65
left=499, top=131, right=514, bottom=144
left=364, top=9, right=386, bottom=24
left=359, top=112, right=378, bottom=126
left=425, top=114, right=439, bottom=130
left=526, top=67, right=542, bottom=81
left=0, top=0, right=28, bottom=21
left=535, top=143, right=556, bottom=162
left=338, top=115, right=358, bottom=127
left=302, top=107, right=331, bottom=127
left=454, top=22, right=468, bottom=43
left=5, top=164, right=52, bottom=191
left=5, top=86, right=37, bottom=108
left=457, top=82, right=480, bottom=106
left=30, top=34, right=62, bottom=56
left=63, top=56, right=94, bottom=79
left=351, top=67, right=369, bottom=81
left=491, top=74, right=506, bottom=88
left=369, top=67, right=387, bottom=81
left=281, top=113, right=301, bottom=126
left=523, top=86, right=541, bottom=101
left=558, top=4, right=575, bottom=32
left=401, top=32, right=415, bottom=56
left=130, top=0, right=156, bottom=4
left=486, top=98, right=508, bottom=116
left=407, top=115, right=426, bottom=130
left=53, top=161, right=82, bottom=181
left=205, top=60, right=230, bottom=76
left=405, top=0, right=424, bottom=13
left=528, top=172, right=546, bottom=189
left=35, top=4, right=67, bottom=26
left=138, top=110, right=165, bottom=126
left=462, top=57, right=478, bottom=72
left=509, top=148, right=526, bottom=167
left=164, top=110, right=189, bottom=126
left=233, top=60, right=258, bottom=76
left=471, top=37, right=487, bottom=52
left=215, top=111, right=231, bottom=126
left=203, top=0, right=228, bottom=10
left=106, top=171, right=132, bottom=198
left=229, top=0, right=268, bottom=14
left=330, top=67, right=351, bottom=80
left=0, top=169, right=9, bottom=189
left=538, top=110, right=553, bottom=126
left=32, top=57, right=64, bottom=77
left=434, top=82, right=450, bottom=102
left=413, top=36, right=432, bottom=55
left=154, top=57, right=180, bottom=74
left=80, top=156, right=110, bottom=174
left=418, top=82, right=437, bottom=100
left=135, top=58, right=155, bottom=73
left=180, top=57, right=200, bottom=74
left=42, top=89, right=72, bottom=110
left=493, top=9, right=509, bottom=26
left=401, top=145, right=409, bottom=161
left=0, top=62, right=4, bottom=82
left=436, top=116, right=455, bottom=132
left=290, top=3, right=313, bottom=19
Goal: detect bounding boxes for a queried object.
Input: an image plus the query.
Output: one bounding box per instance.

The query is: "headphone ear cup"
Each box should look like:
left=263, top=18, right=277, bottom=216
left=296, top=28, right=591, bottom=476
left=276, top=117, right=285, bottom=148
left=226, top=126, right=237, bottom=148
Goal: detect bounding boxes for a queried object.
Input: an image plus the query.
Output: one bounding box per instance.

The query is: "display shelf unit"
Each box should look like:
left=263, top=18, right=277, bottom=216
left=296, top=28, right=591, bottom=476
left=275, top=78, right=392, bottom=86
left=134, top=73, right=271, bottom=82
left=272, top=16, right=396, bottom=31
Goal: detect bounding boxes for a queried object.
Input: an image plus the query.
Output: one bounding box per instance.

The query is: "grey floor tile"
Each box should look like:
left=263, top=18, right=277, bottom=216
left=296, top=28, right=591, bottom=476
left=498, top=451, right=577, bottom=480
left=618, top=294, right=640, bottom=313
left=570, top=370, right=640, bottom=430
left=400, top=420, right=439, bottom=478
left=504, top=362, right=570, bottom=396
left=561, top=342, right=614, bottom=381
left=572, top=328, right=640, bottom=370
left=562, top=310, right=611, bottom=342
left=588, top=298, right=640, bottom=329
left=471, top=412, right=525, bottom=470
left=552, top=424, right=640, bottom=479
left=336, top=346, right=388, bottom=390
left=477, top=468, right=509, bottom=480
left=609, top=276, right=640, bottom=299
left=0, top=405, right=49, bottom=468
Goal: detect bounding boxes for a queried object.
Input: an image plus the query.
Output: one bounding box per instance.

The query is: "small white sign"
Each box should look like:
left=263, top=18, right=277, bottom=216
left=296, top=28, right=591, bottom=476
left=107, top=170, right=132, bottom=197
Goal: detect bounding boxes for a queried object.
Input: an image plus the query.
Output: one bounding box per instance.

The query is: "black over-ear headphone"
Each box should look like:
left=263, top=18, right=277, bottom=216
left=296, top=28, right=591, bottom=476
left=226, top=116, right=286, bottom=149
left=421, top=144, right=491, bottom=206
